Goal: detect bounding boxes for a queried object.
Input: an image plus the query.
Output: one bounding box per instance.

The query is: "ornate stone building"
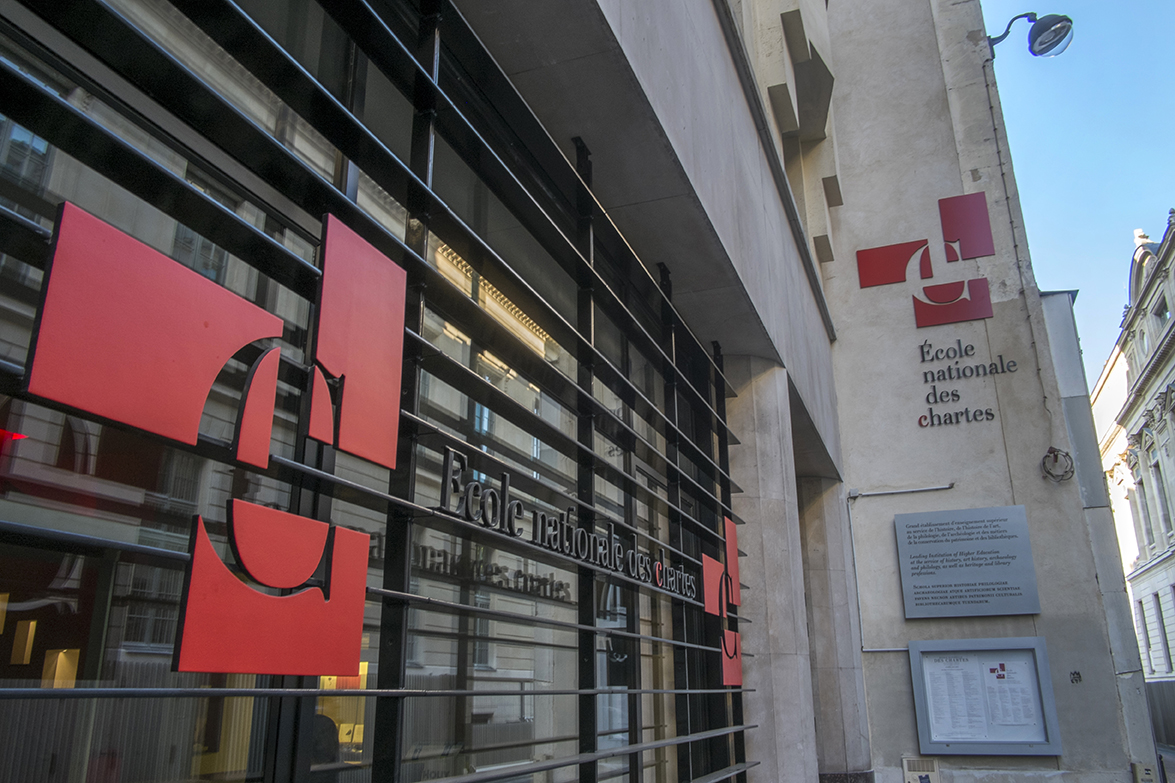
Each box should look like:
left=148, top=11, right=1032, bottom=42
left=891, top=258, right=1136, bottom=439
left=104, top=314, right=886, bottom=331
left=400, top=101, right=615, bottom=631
left=1095, top=211, right=1175, bottom=747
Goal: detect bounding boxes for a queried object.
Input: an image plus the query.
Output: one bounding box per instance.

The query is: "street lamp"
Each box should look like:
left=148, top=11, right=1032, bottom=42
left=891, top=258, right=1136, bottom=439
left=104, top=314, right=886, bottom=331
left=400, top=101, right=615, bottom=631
left=988, top=12, right=1074, bottom=58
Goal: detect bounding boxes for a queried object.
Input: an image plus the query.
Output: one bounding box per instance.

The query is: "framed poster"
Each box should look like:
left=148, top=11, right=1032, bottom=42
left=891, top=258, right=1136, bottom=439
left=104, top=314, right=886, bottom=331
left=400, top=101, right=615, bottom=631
left=895, top=505, right=1041, bottom=618
left=908, top=637, right=1061, bottom=755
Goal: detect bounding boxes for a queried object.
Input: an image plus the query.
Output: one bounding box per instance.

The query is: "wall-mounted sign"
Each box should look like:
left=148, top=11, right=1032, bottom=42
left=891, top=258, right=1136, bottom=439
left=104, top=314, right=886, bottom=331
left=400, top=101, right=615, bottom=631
left=412, top=541, right=575, bottom=603
left=856, top=192, right=995, bottom=328
left=437, top=447, right=743, bottom=685
left=437, top=448, right=698, bottom=600
left=915, top=338, right=1018, bottom=429
left=895, top=505, right=1040, bottom=618
left=27, top=203, right=407, bottom=676
left=909, top=637, right=1062, bottom=755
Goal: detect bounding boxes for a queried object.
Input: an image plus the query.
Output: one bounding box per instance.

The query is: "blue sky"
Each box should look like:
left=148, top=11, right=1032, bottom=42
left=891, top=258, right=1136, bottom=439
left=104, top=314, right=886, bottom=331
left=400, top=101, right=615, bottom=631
left=979, top=0, right=1175, bottom=388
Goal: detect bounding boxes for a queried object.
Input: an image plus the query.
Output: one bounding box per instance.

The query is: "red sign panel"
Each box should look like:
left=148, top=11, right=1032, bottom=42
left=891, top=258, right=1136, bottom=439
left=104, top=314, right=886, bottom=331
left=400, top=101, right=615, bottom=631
left=176, top=501, right=369, bottom=675
left=28, top=203, right=284, bottom=465
left=313, top=215, right=406, bottom=469
left=939, top=191, right=995, bottom=262
left=703, top=517, right=742, bottom=687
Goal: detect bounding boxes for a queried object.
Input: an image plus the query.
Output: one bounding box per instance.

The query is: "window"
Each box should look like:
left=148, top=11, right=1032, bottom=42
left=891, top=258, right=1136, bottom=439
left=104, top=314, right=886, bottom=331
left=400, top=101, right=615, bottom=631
left=406, top=577, right=421, bottom=666
left=159, top=449, right=202, bottom=504
left=171, top=173, right=239, bottom=284
left=94, top=425, right=167, bottom=489
left=1156, top=297, right=1170, bottom=328
left=1151, top=449, right=1173, bottom=535
left=121, top=564, right=183, bottom=649
left=1156, top=593, right=1172, bottom=672
left=1135, top=472, right=1157, bottom=547
left=1138, top=599, right=1153, bottom=673
left=472, top=590, right=491, bottom=668
left=473, top=402, right=492, bottom=435
left=55, top=417, right=81, bottom=472
left=0, top=115, right=50, bottom=195
left=0, top=1, right=744, bottom=778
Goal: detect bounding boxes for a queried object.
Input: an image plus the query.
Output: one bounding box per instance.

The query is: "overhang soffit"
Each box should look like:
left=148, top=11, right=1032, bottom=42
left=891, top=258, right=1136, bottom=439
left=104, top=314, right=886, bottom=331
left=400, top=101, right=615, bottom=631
left=453, top=0, right=810, bottom=362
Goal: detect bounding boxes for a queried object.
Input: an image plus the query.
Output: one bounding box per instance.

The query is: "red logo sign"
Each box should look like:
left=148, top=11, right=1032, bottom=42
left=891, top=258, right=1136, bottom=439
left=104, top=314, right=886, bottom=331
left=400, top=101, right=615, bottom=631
left=702, top=517, right=742, bottom=687
left=856, top=192, right=995, bottom=328
left=27, top=203, right=407, bottom=675
left=177, top=501, right=369, bottom=675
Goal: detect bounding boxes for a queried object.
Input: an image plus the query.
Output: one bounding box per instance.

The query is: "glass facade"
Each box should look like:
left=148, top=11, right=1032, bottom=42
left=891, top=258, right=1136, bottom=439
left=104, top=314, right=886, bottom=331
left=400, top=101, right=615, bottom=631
left=0, top=1, right=747, bottom=782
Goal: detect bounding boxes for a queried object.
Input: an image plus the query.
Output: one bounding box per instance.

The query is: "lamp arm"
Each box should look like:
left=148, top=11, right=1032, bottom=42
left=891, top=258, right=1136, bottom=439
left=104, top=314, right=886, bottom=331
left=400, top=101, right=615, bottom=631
left=988, top=12, right=1038, bottom=48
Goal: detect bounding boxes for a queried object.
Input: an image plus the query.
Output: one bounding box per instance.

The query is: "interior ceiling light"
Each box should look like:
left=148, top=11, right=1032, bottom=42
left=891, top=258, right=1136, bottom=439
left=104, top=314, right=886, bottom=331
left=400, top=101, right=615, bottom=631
left=988, top=12, right=1074, bottom=59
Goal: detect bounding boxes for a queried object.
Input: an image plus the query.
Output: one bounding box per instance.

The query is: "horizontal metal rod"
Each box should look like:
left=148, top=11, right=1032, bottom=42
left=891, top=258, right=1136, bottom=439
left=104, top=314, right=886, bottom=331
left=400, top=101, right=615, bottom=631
left=0, top=518, right=189, bottom=563
left=371, top=586, right=723, bottom=654
left=848, top=483, right=954, bottom=499
left=861, top=647, right=910, bottom=653
left=690, top=761, right=762, bottom=783
left=0, top=57, right=322, bottom=293
left=404, top=721, right=758, bottom=783
left=0, top=685, right=753, bottom=700
left=323, top=0, right=736, bottom=409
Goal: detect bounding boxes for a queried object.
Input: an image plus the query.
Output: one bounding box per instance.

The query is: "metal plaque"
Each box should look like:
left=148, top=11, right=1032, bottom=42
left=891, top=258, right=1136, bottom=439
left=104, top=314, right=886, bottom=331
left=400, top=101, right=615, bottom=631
left=895, top=505, right=1041, bottom=618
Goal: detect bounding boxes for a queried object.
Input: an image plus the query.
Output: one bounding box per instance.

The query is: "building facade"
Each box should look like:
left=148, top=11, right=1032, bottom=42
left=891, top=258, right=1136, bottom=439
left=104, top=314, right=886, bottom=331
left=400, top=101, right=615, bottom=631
left=1094, top=213, right=1175, bottom=748
left=0, top=1, right=1154, bottom=783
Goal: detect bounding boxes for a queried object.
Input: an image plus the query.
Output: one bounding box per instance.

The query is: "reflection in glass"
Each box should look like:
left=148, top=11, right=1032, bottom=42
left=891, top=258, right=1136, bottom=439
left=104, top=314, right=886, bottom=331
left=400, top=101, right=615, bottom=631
left=402, top=524, right=581, bottom=779
left=0, top=544, right=267, bottom=780
left=0, top=694, right=266, bottom=782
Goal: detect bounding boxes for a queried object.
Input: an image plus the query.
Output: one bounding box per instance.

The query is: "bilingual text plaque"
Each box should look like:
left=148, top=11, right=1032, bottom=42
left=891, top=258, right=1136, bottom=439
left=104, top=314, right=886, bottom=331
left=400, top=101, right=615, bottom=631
left=895, top=505, right=1040, bottom=618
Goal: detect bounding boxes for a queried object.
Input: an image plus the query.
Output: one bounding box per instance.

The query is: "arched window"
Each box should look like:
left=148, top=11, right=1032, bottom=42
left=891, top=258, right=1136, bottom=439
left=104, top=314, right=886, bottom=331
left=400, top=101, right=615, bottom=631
left=1131, top=249, right=1156, bottom=306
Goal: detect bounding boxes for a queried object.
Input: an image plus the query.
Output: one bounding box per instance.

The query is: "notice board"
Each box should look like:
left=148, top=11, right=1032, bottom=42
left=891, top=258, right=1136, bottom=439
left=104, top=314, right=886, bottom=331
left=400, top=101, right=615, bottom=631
left=894, top=505, right=1040, bottom=618
left=908, top=637, right=1061, bottom=755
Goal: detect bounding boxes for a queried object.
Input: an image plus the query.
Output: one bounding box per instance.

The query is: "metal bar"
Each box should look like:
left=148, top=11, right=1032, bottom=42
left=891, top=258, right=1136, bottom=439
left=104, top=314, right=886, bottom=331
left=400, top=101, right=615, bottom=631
left=292, top=462, right=708, bottom=610
left=0, top=687, right=756, bottom=700
left=0, top=443, right=704, bottom=609
left=14, top=0, right=418, bottom=281
left=401, top=722, right=758, bottom=783
left=371, top=589, right=720, bottom=654
left=712, top=341, right=743, bottom=779
left=0, top=7, right=764, bottom=783
left=417, top=252, right=732, bottom=491
left=407, top=344, right=727, bottom=542
left=574, top=136, right=599, bottom=783
left=0, top=202, right=50, bottom=267
left=848, top=484, right=955, bottom=498
left=690, top=761, right=762, bottom=783
left=0, top=518, right=189, bottom=563
left=407, top=408, right=721, bottom=546
left=0, top=427, right=712, bottom=606
left=659, top=263, right=694, bottom=781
